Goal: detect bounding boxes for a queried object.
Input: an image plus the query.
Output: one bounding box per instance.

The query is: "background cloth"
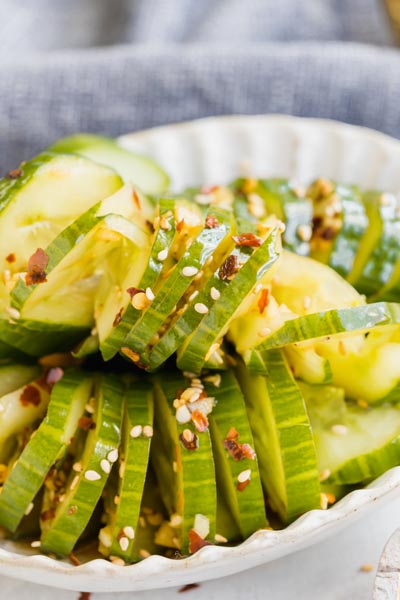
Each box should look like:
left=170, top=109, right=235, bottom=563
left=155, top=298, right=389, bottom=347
left=0, top=0, right=398, bottom=171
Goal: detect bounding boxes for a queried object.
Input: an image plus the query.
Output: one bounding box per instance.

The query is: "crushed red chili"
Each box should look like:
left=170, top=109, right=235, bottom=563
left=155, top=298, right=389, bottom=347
left=179, top=583, right=200, bottom=593
left=78, top=416, right=96, bottom=431
left=5, top=252, right=16, bottom=263
left=6, top=167, right=23, bottom=179
left=25, top=248, right=49, bottom=286
left=188, top=529, right=212, bottom=554
left=258, top=288, right=270, bottom=314
left=218, top=254, right=239, bottom=280
left=232, top=233, right=262, bottom=247
left=113, top=307, right=123, bottom=327
left=19, top=384, right=41, bottom=407
left=78, top=593, right=91, bottom=600
left=132, top=189, right=141, bottom=210
left=223, top=429, right=256, bottom=461
left=40, top=508, right=56, bottom=522
left=176, top=219, right=185, bottom=232
left=205, top=215, right=219, bottom=228
left=69, top=552, right=81, bottom=566
left=237, top=479, right=251, bottom=492
left=179, top=430, right=199, bottom=451
left=191, top=409, right=209, bottom=432
left=126, top=286, right=145, bottom=299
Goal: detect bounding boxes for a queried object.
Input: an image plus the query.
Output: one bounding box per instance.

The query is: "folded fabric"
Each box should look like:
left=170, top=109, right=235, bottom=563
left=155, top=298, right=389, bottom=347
left=0, top=42, right=399, bottom=171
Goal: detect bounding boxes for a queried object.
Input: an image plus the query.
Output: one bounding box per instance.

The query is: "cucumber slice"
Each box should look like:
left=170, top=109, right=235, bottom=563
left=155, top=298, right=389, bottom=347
left=0, top=374, right=51, bottom=463
left=206, top=371, right=267, bottom=538
left=48, top=133, right=169, bottom=199
left=153, top=373, right=216, bottom=553
left=148, top=208, right=235, bottom=370
left=0, top=152, right=122, bottom=278
left=0, top=363, right=40, bottom=396
left=40, top=374, right=124, bottom=556
left=177, top=226, right=281, bottom=374
left=0, top=370, right=91, bottom=531
left=348, top=191, right=400, bottom=296
left=309, top=179, right=368, bottom=278
left=100, top=198, right=180, bottom=361
left=236, top=353, right=320, bottom=523
left=123, top=207, right=232, bottom=368
left=253, top=178, right=312, bottom=255
left=303, top=382, right=400, bottom=484
left=99, top=381, right=153, bottom=562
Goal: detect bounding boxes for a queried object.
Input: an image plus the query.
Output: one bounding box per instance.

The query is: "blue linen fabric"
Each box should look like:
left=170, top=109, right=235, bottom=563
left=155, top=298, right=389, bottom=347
left=0, top=0, right=398, bottom=170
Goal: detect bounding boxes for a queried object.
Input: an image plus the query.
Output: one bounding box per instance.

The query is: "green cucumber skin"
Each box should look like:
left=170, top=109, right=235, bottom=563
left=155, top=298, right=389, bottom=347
left=206, top=371, right=267, bottom=538
left=329, top=439, right=400, bottom=484
left=257, top=179, right=312, bottom=256
left=124, top=208, right=232, bottom=365
left=251, top=302, right=400, bottom=352
left=0, top=363, right=41, bottom=396
left=236, top=353, right=320, bottom=523
left=148, top=209, right=235, bottom=370
left=100, top=199, right=178, bottom=361
left=108, top=382, right=154, bottom=561
left=156, top=374, right=217, bottom=553
left=0, top=371, right=91, bottom=532
left=177, top=227, right=281, bottom=374
left=40, top=375, right=124, bottom=556
left=351, top=191, right=400, bottom=297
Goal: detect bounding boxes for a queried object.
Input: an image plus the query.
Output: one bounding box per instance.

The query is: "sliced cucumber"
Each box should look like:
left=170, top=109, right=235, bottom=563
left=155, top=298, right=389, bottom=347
left=348, top=191, right=400, bottom=296
left=303, top=382, right=400, bottom=484
left=0, top=363, right=40, bottom=396
left=236, top=353, right=320, bottom=523
left=0, top=370, right=91, bottom=531
left=99, top=381, right=154, bottom=562
left=40, top=374, right=124, bottom=556
left=48, top=133, right=169, bottom=199
left=100, top=198, right=180, bottom=361
left=0, top=152, right=122, bottom=278
left=153, top=373, right=216, bottom=553
left=206, top=371, right=267, bottom=538
left=123, top=207, right=232, bottom=368
left=309, top=179, right=368, bottom=278
left=177, top=226, right=281, bottom=374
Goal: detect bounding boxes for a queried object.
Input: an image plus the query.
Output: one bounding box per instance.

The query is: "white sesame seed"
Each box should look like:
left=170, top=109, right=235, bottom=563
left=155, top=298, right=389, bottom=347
left=31, top=540, right=41, bottom=548
left=84, top=470, right=101, bottom=481
left=172, top=461, right=178, bottom=473
left=182, top=266, right=199, bottom=277
left=119, top=536, right=129, bottom=552
left=188, top=290, right=199, bottom=302
left=143, top=425, right=153, bottom=438
left=297, top=224, right=312, bottom=242
left=203, top=373, right=221, bottom=388
left=331, top=424, right=348, bottom=436
left=119, top=461, right=126, bottom=479
left=303, top=295, right=312, bottom=310
left=182, top=428, right=195, bottom=442
left=237, top=469, right=251, bottom=483
left=123, top=526, right=135, bottom=540
left=210, top=287, right=221, bottom=301
left=319, top=469, right=331, bottom=482
left=25, top=502, right=34, bottom=516
left=214, top=533, right=228, bottom=543
left=320, top=493, right=328, bottom=510
left=100, top=459, right=111, bottom=474
left=170, top=513, right=183, bottom=527
left=99, top=529, right=113, bottom=548
left=194, top=302, right=209, bottom=315
left=110, top=555, right=125, bottom=566
left=85, top=403, right=95, bottom=414
left=181, top=387, right=201, bottom=403
left=6, top=306, right=20, bottom=320
left=130, top=425, right=143, bottom=438
left=139, top=549, right=151, bottom=558
left=70, top=475, right=80, bottom=490
left=176, top=404, right=192, bottom=424
left=107, top=449, right=119, bottom=463
left=145, top=287, right=155, bottom=301
left=72, top=462, right=82, bottom=472
left=157, top=248, right=168, bottom=262
left=258, top=327, right=271, bottom=337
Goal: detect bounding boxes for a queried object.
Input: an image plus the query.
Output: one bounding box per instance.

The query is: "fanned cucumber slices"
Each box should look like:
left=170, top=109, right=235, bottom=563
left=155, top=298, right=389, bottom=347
left=0, top=137, right=398, bottom=563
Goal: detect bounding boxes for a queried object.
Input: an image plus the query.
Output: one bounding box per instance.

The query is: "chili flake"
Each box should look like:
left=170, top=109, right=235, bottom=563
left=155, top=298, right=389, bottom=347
left=179, top=429, right=199, bottom=451
left=113, top=307, right=124, bottom=327
left=218, top=254, right=239, bottom=281
left=179, top=583, right=200, bottom=593
left=191, top=409, right=209, bottom=432
left=188, top=529, right=212, bottom=554
left=257, top=288, right=270, bottom=314
left=6, top=167, right=23, bottom=179
left=19, top=384, right=41, bottom=407
left=232, top=233, right=262, bottom=247
left=132, top=189, right=141, bottom=210
left=205, top=215, right=219, bottom=228
left=5, top=253, right=16, bottom=263
left=78, top=416, right=96, bottom=431
left=223, top=428, right=256, bottom=461
left=25, top=248, right=49, bottom=286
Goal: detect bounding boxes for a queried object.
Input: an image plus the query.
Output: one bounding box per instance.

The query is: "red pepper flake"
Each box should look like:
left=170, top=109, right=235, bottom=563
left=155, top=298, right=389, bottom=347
left=176, top=219, right=185, bottom=232
left=113, top=307, right=123, bottom=327
left=25, top=248, right=49, bottom=286
left=5, top=252, right=16, bottom=263
left=237, top=479, right=251, bottom=492
left=40, top=508, right=56, bottom=522
left=78, top=416, right=96, bottom=431
left=232, top=233, right=262, bottom=247
left=19, top=384, right=41, bottom=407
left=188, top=529, right=213, bottom=554
left=320, top=226, right=336, bottom=241
left=223, top=429, right=256, bottom=461
left=67, top=505, right=78, bottom=515
left=145, top=219, right=155, bottom=234
left=6, top=167, right=23, bottom=179
left=179, top=583, right=200, bottom=593
left=78, top=593, right=91, bottom=600
left=132, top=189, right=141, bottom=210
left=179, top=429, right=199, bottom=451
left=205, top=215, right=219, bottom=229
left=126, top=286, right=145, bottom=299
left=69, top=552, right=81, bottom=566
left=191, top=409, right=209, bottom=432
left=258, top=288, right=270, bottom=314
left=200, top=185, right=219, bottom=195
left=218, top=254, right=239, bottom=281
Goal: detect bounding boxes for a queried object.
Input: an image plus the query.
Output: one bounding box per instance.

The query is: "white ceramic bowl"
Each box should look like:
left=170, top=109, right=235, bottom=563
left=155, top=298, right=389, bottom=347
left=1, top=115, right=400, bottom=593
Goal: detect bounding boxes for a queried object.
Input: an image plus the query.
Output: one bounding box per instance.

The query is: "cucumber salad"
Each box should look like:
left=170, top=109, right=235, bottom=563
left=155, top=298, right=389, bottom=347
left=0, top=134, right=399, bottom=565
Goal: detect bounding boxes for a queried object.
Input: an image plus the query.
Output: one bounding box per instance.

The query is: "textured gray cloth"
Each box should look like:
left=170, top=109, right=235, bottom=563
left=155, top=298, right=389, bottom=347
left=0, top=1, right=398, bottom=171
